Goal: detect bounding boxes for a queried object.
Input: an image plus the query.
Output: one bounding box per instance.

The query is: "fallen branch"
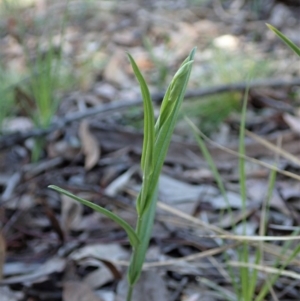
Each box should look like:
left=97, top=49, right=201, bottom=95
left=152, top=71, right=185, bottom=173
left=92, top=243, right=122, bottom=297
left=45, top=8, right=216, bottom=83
left=1, top=77, right=300, bottom=150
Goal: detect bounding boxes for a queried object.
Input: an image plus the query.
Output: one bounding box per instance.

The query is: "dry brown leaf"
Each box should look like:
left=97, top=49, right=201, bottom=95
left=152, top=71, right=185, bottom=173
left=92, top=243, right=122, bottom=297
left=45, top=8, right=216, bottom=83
left=0, top=286, right=23, bottom=301
left=61, top=194, right=83, bottom=234
left=169, top=22, right=198, bottom=60
left=41, top=199, right=65, bottom=243
left=79, top=120, right=100, bottom=170
left=0, top=232, right=6, bottom=280
left=47, top=140, right=80, bottom=160
left=70, top=243, right=129, bottom=263
left=63, top=281, right=104, bottom=301
left=133, top=55, right=153, bottom=71
left=103, top=50, right=129, bottom=87
left=116, top=271, right=168, bottom=301
left=185, top=293, right=201, bottom=301
left=112, top=30, right=141, bottom=47
left=104, top=166, right=138, bottom=197
left=83, top=266, right=114, bottom=289
left=159, top=174, right=218, bottom=214
left=0, top=257, right=66, bottom=285
left=283, top=113, right=300, bottom=134
left=2, top=117, right=33, bottom=133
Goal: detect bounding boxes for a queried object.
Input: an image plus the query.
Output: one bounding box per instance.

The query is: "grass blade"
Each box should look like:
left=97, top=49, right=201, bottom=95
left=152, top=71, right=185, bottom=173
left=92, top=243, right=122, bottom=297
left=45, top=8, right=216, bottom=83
left=199, top=277, right=237, bottom=301
left=185, top=117, right=240, bottom=296
left=186, top=117, right=230, bottom=209
left=48, top=185, right=139, bottom=247
left=249, top=167, right=277, bottom=298
left=255, top=240, right=300, bottom=301
left=238, top=87, right=250, bottom=300
left=266, top=24, right=300, bottom=57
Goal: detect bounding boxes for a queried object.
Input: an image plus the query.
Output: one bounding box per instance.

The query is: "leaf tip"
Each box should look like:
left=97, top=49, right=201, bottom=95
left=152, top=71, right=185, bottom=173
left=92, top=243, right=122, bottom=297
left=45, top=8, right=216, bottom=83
left=190, top=47, right=197, bottom=58
left=48, top=185, right=59, bottom=192
left=126, top=52, right=133, bottom=61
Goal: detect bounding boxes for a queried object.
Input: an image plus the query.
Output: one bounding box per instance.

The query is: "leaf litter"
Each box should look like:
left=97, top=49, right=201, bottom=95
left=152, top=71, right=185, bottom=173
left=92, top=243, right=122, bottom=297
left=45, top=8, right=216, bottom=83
left=1, top=0, right=300, bottom=300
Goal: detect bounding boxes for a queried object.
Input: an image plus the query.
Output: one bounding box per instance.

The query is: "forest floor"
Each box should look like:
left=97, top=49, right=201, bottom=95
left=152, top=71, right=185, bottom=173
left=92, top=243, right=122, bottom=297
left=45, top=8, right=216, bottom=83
left=1, top=0, right=300, bottom=300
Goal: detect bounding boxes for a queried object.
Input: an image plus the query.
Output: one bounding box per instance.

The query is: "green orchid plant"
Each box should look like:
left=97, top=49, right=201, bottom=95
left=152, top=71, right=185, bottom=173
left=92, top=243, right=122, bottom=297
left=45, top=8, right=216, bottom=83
left=49, top=47, right=195, bottom=300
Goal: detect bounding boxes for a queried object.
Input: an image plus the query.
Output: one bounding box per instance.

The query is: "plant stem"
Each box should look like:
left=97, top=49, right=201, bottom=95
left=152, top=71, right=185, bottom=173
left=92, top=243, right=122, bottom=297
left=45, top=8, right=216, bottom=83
left=126, top=187, right=159, bottom=299
left=126, top=285, right=133, bottom=301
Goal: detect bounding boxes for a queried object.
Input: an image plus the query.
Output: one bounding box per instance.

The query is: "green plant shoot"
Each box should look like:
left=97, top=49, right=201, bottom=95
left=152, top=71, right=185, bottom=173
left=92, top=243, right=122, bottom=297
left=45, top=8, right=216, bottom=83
left=49, top=48, right=195, bottom=301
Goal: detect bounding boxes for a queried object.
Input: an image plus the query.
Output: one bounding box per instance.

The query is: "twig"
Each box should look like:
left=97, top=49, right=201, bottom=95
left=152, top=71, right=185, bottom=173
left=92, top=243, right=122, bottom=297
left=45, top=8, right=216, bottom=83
left=1, top=77, right=300, bottom=150
left=0, top=98, right=144, bottom=150
left=1, top=172, right=21, bottom=202
left=24, top=157, right=65, bottom=179
left=184, top=77, right=300, bottom=98
left=169, top=277, right=189, bottom=301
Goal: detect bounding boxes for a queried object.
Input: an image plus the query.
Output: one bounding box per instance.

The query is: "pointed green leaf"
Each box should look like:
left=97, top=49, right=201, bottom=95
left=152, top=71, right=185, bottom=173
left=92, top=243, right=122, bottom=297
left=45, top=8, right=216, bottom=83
left=127, top=53, right=155, bottom=172
left=267, top=23, right=300, bottom=57
left=127, top=53, right=155, bottom=215
left=139, top=48, right=196, bottom=215
left=155, top=61, right=193, bottom=133
left=48, top=185, right=139, bottom=247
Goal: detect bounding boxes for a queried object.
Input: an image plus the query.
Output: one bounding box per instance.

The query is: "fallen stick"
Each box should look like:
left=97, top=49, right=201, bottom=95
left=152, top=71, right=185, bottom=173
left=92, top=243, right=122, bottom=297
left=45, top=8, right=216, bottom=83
left=1, top=77, right=300, bottom=150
